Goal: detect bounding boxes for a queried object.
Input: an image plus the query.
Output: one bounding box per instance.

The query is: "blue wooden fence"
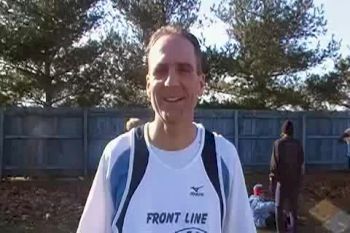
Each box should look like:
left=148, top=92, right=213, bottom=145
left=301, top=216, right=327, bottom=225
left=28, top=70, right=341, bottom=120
left=0, top=107, right=349, bottom=177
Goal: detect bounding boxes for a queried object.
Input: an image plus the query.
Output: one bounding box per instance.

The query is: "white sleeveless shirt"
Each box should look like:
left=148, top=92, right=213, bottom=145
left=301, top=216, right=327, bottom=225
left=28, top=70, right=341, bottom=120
left=77, top=123, right=257, bottom=233
left=117, top=124, right=221, bottom=233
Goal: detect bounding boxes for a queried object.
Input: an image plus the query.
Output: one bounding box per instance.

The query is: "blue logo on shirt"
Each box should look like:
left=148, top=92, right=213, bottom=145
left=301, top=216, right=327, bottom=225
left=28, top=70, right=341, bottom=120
left=190, top=186, right=204, bottom=197
left=191, top=186, right=203, bottom=192
left=175, top=227, right=207, bottom=233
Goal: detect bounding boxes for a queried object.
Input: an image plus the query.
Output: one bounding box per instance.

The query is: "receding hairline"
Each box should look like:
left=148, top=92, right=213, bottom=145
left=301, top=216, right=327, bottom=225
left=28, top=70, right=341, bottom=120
left=146, top=26, right=203, bottom=74
left=147, top=34, right=198, bottom=65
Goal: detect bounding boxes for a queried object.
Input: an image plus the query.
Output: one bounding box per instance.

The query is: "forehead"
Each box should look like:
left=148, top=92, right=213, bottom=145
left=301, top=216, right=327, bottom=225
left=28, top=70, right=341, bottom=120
left=148, top=34, right=197, bottom=69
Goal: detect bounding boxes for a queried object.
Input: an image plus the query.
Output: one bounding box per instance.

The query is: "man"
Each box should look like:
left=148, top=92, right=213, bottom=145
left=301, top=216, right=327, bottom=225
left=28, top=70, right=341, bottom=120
left=339, top=128, right=350, bottom=168
left=125, top=117, right=143, bottom=131
left=249, top=184, right=276, bottom=229
left=270, top=120, right=304, bottom=233
left=77, top=25, right=256, bottom=233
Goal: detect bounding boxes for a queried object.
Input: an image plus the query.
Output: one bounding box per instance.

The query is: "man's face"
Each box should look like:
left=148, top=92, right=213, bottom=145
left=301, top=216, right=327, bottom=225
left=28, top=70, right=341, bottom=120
left=147, top=34, right=204, bottom=125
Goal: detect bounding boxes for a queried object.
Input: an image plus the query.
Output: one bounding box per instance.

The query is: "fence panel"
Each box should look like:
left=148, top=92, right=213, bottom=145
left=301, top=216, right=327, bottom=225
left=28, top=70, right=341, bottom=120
left=0, top=108, right=349, bottom=177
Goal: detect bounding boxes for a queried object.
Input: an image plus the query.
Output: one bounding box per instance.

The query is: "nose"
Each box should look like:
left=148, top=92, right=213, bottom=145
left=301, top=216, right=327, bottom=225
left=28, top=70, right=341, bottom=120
left=164, top=67, right=180, bottom=87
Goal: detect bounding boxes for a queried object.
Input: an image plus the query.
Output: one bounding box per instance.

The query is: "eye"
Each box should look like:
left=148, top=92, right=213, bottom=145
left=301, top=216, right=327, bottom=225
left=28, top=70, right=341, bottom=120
left=178, top=67, right=191, bottom=73
left=177, top=64, right=193, bottom=74
left=153, top=65, right=168, bottom=78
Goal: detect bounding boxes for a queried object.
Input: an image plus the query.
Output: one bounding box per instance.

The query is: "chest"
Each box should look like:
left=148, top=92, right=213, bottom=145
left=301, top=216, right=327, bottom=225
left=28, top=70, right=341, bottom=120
left=116, top=155, right=222, bottom=233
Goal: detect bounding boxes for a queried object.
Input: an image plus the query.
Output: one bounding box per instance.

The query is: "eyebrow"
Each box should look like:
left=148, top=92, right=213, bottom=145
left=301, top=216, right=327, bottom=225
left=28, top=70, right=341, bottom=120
left=176, top=62, right=194, bottom=68
left=154, top=62, right=194, bottom=69
left=155, top=62, right=193, bottom=66
left=154, top=63, right=168, bottom=68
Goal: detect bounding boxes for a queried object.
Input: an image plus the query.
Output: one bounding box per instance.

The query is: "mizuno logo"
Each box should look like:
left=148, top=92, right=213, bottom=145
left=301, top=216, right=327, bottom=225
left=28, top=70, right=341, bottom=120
left=191, top=186, right=204, bottom=193
left=190, top=185, right=204, bottom=197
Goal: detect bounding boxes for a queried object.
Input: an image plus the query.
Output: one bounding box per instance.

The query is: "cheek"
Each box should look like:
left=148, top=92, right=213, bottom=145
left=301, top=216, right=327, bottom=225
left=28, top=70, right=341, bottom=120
left=148, top=80, right=162, bottom=99
left=188, top=80, right=203, bottom=97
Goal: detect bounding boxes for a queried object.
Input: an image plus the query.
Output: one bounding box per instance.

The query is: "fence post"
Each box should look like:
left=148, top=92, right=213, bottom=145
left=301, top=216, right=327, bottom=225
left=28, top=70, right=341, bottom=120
left=234, top=110, right=239, bottom=149
left=302, top=113, right=307, bottom=163
left=83, top=108, right=88, bottom=177
left=0, top=108, right=4, bottom=179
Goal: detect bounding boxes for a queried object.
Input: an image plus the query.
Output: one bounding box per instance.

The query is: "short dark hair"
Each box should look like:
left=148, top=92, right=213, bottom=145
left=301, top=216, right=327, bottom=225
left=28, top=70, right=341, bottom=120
left=146, top=25, right=204, bottom=74
left=281, top=120, right=294, bottom=136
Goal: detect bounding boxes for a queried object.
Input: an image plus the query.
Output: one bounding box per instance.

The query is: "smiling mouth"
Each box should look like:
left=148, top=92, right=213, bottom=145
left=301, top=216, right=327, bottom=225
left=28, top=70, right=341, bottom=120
left=164, top=97, right=185, bottom=103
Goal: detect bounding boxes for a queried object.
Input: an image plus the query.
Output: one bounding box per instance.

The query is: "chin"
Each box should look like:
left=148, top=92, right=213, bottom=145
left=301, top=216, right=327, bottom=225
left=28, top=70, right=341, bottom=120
left=161, top=112, right=182, bottom=125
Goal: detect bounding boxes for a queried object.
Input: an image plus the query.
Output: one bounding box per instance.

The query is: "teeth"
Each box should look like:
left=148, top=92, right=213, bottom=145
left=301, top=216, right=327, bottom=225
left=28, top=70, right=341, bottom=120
left=165, top=97, right=182, bottom=102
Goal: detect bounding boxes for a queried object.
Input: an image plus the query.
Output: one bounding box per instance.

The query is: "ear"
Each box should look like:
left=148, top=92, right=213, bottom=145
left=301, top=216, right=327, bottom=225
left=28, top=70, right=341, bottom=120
left=197, top=73, right=205, bottom=96
left=146, top=74, right=151, bottom=98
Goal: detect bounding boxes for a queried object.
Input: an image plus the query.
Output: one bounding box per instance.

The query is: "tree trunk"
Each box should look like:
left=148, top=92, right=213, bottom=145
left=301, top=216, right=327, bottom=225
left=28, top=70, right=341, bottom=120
left=44, top=60, right=53, bottom=107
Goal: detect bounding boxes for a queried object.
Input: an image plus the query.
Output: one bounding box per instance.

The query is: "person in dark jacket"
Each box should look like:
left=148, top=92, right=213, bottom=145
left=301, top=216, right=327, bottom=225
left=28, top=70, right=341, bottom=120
left=270, top=120, right=304, bottom=233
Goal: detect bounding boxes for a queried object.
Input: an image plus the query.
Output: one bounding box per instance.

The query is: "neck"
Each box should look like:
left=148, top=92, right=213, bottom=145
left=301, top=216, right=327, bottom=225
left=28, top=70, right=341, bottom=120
left=148, top=118, right=196, bottom=151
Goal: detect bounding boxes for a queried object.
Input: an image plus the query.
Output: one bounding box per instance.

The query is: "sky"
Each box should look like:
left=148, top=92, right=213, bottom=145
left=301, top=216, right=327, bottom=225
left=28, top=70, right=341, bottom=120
left=87, top=0, right=350, bottom=74
left=312, top=0, right=350, bottom=55
left=188, top=0, right=350, bottom=75
left=95, top=0, right=350, bottom=57
left=192, top=0, right=350, bottom=57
